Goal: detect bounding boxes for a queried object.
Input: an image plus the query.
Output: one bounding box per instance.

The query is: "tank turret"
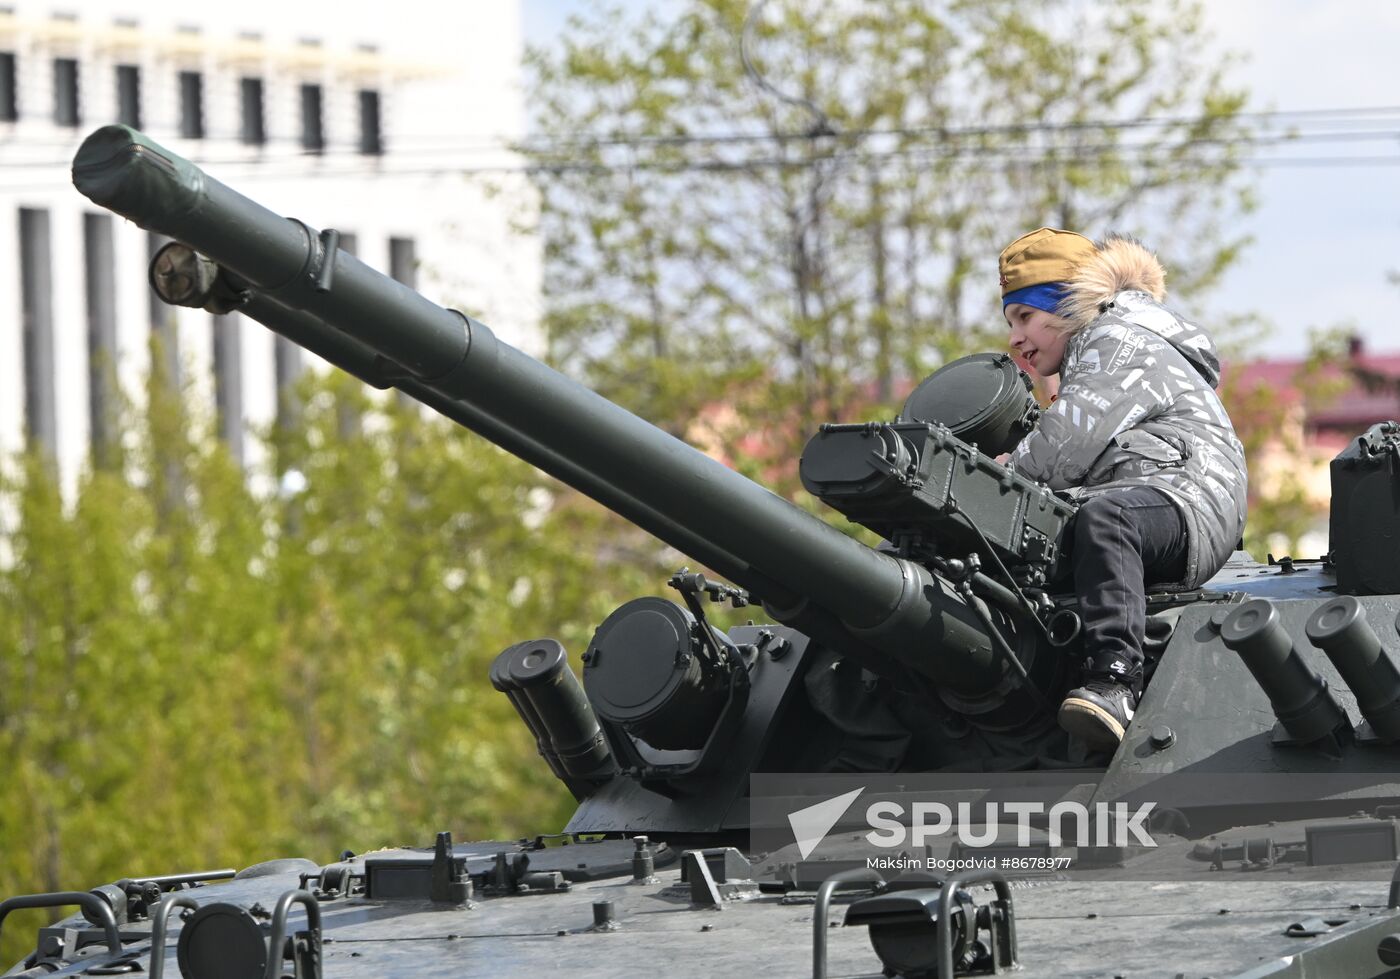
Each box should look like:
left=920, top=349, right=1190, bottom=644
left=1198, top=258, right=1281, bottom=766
left=70, top=125, right=1088, bottom=827
left=1, top=121, right=1397, bottom=979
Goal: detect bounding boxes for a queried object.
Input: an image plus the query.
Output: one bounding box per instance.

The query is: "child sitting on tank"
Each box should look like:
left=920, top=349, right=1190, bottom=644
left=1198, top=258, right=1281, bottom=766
left=998, top=228, right=1248, bottom=749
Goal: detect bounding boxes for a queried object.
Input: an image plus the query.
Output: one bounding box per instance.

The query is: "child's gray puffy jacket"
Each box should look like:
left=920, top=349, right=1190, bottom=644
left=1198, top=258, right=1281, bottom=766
left=1010, top=238, right=1248, bottom=589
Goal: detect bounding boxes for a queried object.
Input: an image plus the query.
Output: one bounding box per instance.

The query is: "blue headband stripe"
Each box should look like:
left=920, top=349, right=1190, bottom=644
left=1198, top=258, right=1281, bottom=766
left=1003, top=282, right=1069, bottom=313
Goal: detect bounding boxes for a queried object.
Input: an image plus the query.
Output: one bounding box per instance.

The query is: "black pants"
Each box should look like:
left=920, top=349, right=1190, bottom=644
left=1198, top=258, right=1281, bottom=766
left=1069, top=487, right=1187, bottom=687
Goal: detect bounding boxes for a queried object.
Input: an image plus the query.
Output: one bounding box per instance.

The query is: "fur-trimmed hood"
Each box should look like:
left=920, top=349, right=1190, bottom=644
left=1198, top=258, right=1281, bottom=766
left=1060, top=235, right=1221, bottom=388
left=1060, top=235, right=1167, bottom=328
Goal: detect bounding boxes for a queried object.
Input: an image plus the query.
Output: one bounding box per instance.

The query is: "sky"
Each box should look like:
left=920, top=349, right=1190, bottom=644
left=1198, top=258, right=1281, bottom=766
left=520, top=0, right=1400, bottom=359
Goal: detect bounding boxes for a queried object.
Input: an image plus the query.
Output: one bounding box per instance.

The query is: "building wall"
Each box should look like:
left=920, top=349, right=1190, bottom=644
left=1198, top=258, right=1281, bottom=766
left=0, top=1, right=541, bottom=495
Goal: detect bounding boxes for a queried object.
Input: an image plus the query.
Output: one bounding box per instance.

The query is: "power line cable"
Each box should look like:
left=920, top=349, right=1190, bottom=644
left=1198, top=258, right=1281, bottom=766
left=5, top=123, right=1400, bottom=172
left=12, top=102, right=1400, bottom=154
left=5, top=149, right=1397, bottom=194
left=514, top=103, right=1400, bottom=149
left=3, top=153, right=1397, bottom=195
left=4, top=118, right=1400, bottom=186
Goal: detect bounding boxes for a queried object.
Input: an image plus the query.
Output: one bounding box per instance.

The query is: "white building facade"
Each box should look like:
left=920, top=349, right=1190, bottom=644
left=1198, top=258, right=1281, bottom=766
left=0, top=1, right=541, bottom=490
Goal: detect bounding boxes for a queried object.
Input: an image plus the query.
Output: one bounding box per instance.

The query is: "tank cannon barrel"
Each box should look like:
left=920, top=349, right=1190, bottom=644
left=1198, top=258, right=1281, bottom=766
left=72, top=125, right=1002, bottom=694
left=235, top=289, right=763, bottom=587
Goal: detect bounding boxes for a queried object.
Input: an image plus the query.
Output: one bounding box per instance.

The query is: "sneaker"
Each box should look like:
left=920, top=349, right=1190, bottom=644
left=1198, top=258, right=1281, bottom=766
left=1058, top=677, right=1137, bottom=750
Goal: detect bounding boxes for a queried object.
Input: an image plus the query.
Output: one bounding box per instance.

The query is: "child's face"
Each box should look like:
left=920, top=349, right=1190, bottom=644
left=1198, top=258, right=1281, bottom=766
left=1005, top=303, right=1071, bottom=376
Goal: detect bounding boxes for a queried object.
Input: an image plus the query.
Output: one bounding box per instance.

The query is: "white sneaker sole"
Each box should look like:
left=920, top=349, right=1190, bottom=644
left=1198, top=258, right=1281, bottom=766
left=1058, top=697, right=1127, bottom=750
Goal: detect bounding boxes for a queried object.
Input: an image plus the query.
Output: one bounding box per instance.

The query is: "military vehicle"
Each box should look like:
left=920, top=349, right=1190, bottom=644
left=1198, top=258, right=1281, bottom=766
left=5, top=124, right=1400, bottom=977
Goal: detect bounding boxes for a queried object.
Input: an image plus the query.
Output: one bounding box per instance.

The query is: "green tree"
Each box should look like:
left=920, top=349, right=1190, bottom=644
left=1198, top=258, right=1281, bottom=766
left=1221, top=328, right=1356, bottom=559
left=0, top=365, right=667, bottom=965
left=525, top=0, right=1254, bottom=466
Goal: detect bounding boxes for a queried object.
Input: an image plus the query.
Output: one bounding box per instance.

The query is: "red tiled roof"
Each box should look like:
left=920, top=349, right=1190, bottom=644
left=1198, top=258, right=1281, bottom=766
left=1226, top=350, right=1400, bottom=430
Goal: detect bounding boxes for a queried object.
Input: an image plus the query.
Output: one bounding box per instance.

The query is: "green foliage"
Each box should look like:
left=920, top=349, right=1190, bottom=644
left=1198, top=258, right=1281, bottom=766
left=1220, top=328, right=1353, bottom=559
left=0, top=6, right=1272, bottom=963
left=0, top=369, right=664, bottom=965
left=525, top=0, right=1255, bottom=454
